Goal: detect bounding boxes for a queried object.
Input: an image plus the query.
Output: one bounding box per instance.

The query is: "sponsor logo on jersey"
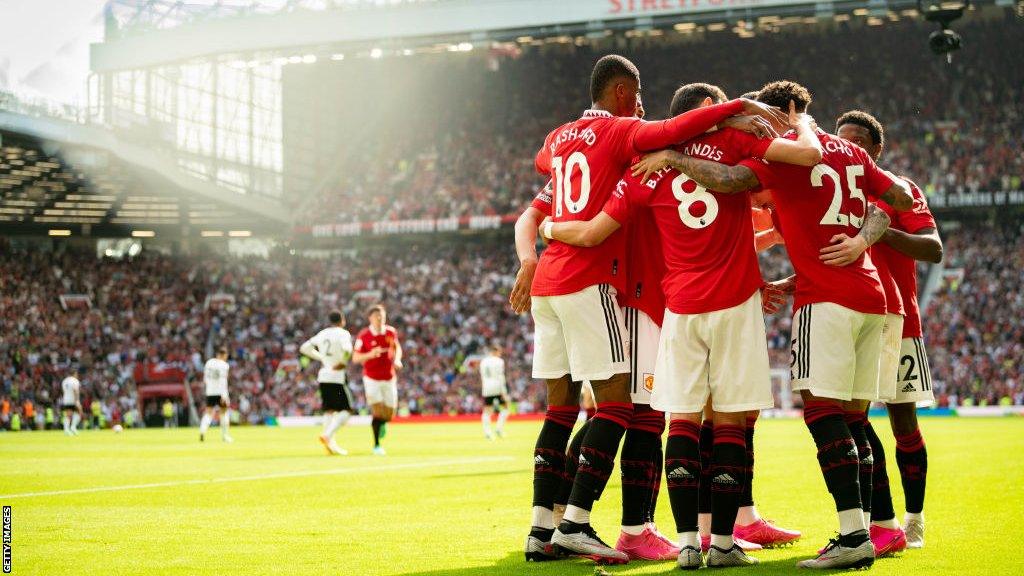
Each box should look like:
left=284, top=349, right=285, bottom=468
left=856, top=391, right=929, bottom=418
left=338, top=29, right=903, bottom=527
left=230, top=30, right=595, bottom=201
left=902, top=382, right=916, bottom=393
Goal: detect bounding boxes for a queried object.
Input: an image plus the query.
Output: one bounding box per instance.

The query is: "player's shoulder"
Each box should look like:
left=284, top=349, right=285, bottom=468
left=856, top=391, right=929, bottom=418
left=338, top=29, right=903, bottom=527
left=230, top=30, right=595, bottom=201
left=385, top=325, right=399, bottom=336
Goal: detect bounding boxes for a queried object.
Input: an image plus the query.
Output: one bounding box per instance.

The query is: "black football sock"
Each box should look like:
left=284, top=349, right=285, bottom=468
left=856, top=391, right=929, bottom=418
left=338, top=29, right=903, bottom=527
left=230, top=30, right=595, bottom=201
left=710, top=424, right=746, bottom=537
left=697, top=419, right=713, bottom=515
left=620, top=427, right=661, bottom=526
left=371, top=418, right=383, bottom=447
left=895, top=428, right=928, bottom=514
left=565, top=402, right=632, bottom=514
left=623, top=404, right=664, bottom=526
left=865, top=419, right=896, bottom=522
left=650, top=440, right=664, bottom=523
left=666, top=419, right=702, bottom=534
left=555, top=419, right=590, bottom=508
left=803, top=401, right=862, bottom=515
left=739, top=414, right=757, bottom=511
left=845, top=411, right=872, bottom=517
left=533, top=405, right=577, bottom=515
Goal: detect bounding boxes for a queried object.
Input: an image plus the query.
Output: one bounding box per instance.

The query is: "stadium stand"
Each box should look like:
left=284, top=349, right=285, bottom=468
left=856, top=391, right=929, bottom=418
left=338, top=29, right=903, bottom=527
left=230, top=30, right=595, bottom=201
left=298, top=14, right=1022, bottom=224
left=2, top=216, right=1022, bottom=430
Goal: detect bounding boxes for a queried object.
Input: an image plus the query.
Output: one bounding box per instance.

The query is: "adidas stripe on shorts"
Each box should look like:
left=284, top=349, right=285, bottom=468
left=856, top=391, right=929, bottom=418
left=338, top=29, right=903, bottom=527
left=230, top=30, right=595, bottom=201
left=790, top=302, right=885, bottom=401
left=531, top=283, right=629, bottom=382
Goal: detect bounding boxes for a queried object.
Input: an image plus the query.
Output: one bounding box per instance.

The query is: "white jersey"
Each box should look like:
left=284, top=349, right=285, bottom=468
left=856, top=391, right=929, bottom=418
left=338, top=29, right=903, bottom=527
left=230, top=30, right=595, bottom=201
left=203, top=358, right=230, bottom=397
left=61, top=376, right=81, bottom=405
left=479, top=355, right=507, bottom=397
left=305, top=326, right=353, bottom=384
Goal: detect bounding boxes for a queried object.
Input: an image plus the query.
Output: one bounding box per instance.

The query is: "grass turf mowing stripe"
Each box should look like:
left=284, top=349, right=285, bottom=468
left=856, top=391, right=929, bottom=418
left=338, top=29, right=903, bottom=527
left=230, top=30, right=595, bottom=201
left=0, top=455, right=514, bottom=500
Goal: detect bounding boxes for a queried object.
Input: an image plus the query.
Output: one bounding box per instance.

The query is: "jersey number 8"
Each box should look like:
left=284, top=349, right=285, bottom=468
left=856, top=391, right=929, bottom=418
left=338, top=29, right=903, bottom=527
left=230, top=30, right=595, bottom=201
left=673, top=173, right=720, bottom=229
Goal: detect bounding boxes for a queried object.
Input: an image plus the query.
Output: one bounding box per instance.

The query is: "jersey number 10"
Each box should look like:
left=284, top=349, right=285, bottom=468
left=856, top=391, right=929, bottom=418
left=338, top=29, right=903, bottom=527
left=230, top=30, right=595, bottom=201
left=551, top=152, right=592, bottom=217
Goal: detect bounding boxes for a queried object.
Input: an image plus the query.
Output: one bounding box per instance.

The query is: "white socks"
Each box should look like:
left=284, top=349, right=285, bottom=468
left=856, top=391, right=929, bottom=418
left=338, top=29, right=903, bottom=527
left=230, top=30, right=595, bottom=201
left=482, top=411, right=492, bottom=436
left=220, top=411, right=230, bottom=437
left=838, top=508, right=868, bottom=535
left=621, top=525, right=645, bottom=535
left=872, top=517, right=900, bottom=529
left=496, top=409, right=508, bottom=433
left=62, top=416, right=70, bottom=433
left=532, top=506, right=554, bottom=530
left=562, top=505, right=590, bottom=525
left=905, top=512, right=924, bottom=523
left=322, top=412, right=334, bottom=436
left=199, top=413, right=212, bottom=434
left=71, top=412, right=81, bottom=430
left=710, top=534, right=734, bottom=549
left=679, top=531, right=700, bottom=549
left=736, top=505, right=760, bottom=526
left=324, top=411, right=350, bottom=438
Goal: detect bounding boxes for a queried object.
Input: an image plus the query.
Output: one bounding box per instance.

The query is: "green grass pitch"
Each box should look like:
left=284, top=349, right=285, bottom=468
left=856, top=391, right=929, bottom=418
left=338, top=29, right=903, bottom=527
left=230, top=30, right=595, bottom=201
left=2, top=417, right=1023, bottom=575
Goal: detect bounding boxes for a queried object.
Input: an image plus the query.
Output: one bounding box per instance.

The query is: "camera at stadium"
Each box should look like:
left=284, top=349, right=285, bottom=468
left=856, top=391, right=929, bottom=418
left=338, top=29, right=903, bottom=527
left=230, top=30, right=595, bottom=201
left=1, top=0, right=1021, bottom=574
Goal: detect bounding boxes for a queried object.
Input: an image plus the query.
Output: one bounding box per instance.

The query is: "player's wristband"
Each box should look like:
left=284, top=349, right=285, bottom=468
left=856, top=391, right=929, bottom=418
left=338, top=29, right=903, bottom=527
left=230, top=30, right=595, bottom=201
left=542, top=221, right=554, bottom=240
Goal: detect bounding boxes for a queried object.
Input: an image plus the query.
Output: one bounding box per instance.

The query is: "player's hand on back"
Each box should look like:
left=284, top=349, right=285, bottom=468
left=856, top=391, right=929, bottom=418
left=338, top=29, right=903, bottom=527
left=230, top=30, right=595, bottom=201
left=739, top=98, right=790, bottom=132
left=720, top=115, right=779, bottom=139
left=630, top=149, right=681, bottom=183
left=819, top=234, right=869, bottom=266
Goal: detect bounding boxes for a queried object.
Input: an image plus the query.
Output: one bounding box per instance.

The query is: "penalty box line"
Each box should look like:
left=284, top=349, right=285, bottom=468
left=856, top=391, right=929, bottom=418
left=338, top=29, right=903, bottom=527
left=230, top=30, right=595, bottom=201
left=0, top=456, right=514, bottom=500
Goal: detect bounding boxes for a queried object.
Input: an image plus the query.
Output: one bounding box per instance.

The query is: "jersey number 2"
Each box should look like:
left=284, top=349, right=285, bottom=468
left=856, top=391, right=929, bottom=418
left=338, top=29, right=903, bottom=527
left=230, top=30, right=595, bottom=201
left=551, top=152, right=591, bottom=217
left=813, top=164, right=866, bottom=228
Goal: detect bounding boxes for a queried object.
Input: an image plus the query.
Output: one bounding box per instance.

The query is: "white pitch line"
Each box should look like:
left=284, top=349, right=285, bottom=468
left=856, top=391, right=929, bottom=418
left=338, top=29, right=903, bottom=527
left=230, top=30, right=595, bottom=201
left=0, top=456, right=514, bottom=500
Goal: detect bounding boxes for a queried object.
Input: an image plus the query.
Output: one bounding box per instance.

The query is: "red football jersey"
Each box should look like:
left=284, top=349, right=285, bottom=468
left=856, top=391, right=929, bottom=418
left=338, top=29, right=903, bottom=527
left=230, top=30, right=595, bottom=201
left=873, top=178, right=937, bottom=337
left=531, top=101, right=745, bottom=297
left=355, top=325, right=399, bottom=381
left=869, top=242, right=905, bottom=316
left=622, top=208, right=667, bottom=326
left=740, top=131, right=895, bottom=315
left=604, top=128, right=770, bottom=314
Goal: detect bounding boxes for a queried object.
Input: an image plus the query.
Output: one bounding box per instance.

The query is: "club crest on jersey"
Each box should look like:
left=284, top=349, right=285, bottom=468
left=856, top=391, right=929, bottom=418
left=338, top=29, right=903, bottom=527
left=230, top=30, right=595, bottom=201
left=643, top=373, right=654, bottom=392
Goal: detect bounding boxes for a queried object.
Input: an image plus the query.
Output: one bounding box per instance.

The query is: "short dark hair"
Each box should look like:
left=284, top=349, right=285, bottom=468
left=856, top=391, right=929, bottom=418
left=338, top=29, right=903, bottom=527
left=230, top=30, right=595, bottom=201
left=367, top=304, right=386, bottom=317
left=669, top=83, right=727, bottom=116
left=217, top=347, right=228, bottom=356
left=590, top=55, right=640, bottom=103
left=740, top=90, right=759, bottom=100
left=836, top=110, right=885, bottom=149
left=756, top=80, right=812, bottom=113
left=328, top=310, right=344, bottom=324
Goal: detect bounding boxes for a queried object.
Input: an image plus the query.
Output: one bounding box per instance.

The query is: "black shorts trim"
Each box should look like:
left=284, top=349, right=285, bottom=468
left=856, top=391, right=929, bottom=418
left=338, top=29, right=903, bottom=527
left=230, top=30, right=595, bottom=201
left=60, top=403, right=77, bottom=411
left=205, top=395, right=228, bottom=408
left=319, top=382, right=353, bottom=412
left=483, top=395, right=506, bottom=409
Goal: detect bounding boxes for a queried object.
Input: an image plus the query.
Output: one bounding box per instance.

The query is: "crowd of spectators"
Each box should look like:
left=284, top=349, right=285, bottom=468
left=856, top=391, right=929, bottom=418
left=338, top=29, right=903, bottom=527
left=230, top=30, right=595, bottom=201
left=923, top=223, right=1024, bottom=407
left=302, top=12, right=1022, bottom=224
left=3, top=216, right=1022, bottom=430
left=0, top=239, right=542, bottom=427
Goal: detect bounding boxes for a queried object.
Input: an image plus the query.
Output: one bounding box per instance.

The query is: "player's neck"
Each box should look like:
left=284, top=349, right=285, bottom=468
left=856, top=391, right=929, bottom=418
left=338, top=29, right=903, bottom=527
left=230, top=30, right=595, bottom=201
left=590, top=101, right=622, bottom=116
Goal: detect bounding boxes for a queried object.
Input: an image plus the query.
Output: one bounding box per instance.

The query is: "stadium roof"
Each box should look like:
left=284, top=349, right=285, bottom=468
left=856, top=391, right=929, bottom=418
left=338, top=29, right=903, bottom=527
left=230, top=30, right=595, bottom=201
left=91, top=0, right=940, bottom=72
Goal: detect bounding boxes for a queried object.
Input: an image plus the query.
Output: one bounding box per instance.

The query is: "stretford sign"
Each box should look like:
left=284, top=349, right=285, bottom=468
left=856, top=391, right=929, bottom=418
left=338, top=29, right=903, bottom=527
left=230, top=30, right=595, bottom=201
left=304, top=214, right=513, bottom=238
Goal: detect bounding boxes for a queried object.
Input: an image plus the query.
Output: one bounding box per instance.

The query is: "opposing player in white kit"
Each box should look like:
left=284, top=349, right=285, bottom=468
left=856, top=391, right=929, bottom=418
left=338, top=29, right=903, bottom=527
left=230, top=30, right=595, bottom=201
left=60, top=368, right=82, bottom=436
left=199, top=347, right=233, bottom=443
left=300, top=310, right=355, bottom=456
left=479, top=345, right=510, bottom=439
